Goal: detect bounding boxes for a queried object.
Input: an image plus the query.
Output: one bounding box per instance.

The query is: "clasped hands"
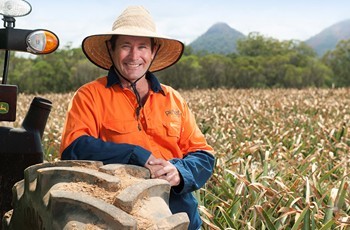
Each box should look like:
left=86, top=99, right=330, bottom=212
left=145, top=155, right=181, bottom=187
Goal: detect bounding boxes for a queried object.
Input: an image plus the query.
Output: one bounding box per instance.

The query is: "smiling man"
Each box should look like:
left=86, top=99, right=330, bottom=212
left=59, top=6, right=215, bottom=230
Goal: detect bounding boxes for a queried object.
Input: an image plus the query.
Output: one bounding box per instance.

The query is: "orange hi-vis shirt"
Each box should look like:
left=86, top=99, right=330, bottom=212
left=59, top=72, right=213, bottom=160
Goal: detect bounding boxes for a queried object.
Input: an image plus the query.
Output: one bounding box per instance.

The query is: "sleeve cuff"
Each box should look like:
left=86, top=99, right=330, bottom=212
left=169, top=158, right=189, bottom=194
left=129, top=145, right=152, bottom=166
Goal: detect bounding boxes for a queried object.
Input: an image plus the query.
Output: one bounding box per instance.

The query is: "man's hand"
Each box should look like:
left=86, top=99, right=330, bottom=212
left=145, top=156, right=181, bottom=187
left=144, top=155, right=163, bottom=177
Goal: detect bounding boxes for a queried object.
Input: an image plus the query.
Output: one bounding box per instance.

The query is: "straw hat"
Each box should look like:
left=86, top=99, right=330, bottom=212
left=82, top=6, right=184, bottom=72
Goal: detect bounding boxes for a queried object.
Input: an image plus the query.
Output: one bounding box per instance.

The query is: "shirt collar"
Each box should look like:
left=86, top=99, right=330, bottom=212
left=106, top=67, right=165, bottom=95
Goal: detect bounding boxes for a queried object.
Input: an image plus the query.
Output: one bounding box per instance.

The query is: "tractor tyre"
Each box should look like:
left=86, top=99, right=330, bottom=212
left=2, top=160, right=189, bottom=230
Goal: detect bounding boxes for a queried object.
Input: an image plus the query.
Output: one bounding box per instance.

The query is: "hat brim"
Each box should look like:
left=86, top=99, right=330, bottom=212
left=82, top=32, right=184, bottom=72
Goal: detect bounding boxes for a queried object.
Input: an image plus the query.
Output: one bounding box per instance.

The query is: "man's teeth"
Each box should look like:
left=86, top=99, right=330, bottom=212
left=127, top=63, right=140, bottom=67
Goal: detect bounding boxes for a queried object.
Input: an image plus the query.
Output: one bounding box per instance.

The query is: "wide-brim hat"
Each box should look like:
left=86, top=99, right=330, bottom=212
left=82, top=6, right=184, bottom=72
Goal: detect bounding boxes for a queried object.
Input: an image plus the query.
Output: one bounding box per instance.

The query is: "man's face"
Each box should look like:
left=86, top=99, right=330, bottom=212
left=111, top=35, right=155, bottom=82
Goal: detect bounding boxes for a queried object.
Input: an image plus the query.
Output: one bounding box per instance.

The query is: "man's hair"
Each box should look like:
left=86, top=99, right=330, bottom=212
left=109, top=35, right=155, bottom=51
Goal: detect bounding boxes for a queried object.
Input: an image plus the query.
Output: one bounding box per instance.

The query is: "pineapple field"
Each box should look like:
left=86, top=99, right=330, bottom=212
left=2, top=88, right=350, bottom=229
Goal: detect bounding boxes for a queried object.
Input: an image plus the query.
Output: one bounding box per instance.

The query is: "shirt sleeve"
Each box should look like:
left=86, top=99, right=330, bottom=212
left=61, top=135, right=151, bottom=166
left=59, top=83, right=152, bottom=166
left=176, top=93, right=214, bottom=155
left=169, top=150, right=215, bottom=194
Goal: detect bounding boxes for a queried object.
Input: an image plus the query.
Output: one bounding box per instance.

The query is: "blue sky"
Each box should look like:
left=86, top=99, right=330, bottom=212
left=12, top=0, right=350, bottom=48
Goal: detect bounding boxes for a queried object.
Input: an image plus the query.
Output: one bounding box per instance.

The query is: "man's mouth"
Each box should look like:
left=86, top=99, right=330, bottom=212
left=126, top=63, right=141, bottom=68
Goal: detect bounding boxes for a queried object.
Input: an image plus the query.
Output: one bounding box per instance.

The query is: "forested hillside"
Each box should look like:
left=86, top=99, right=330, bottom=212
left=1, top=33, right=349, bottom=93
left=306, top=19, right=350, bottom=56
left=189, top=22, right=245, bottom=54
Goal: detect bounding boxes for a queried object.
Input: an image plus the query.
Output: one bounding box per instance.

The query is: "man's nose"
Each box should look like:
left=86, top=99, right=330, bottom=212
left=128, top=47, right=139, bottom=60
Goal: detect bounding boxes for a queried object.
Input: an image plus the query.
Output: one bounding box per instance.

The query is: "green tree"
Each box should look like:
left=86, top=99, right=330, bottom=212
left=236, top=32, right=284, bottom=57
left=234, top=32, right=331, bottom=88
left=199, top=54, right=231, bottom=88
left=8, top=46, right=104, bottom=93
left=322, top=39, right=350, bottom=87
left=70, top=59, right=107, bottom=90
left=158, top=54, right=203, bottom=89
left=230, top=56, right=266, bottom=88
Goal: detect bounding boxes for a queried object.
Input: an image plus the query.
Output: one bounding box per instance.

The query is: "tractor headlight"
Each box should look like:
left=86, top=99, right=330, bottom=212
left=0, top=0, right=31, bottom=17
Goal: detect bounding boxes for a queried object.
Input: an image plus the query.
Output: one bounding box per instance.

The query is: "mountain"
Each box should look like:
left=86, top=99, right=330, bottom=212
left=189, top=22, right=245, bottom=55
left=305, top=19, right=350, bottom=56
left=189, top=19, right=350, bottom=56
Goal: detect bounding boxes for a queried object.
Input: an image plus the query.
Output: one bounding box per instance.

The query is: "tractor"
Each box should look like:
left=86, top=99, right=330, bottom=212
left=0, top=1, right=189, bottom=229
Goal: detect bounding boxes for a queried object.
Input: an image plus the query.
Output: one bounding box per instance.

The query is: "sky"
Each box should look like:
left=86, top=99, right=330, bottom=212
left=9, top=0, right=350, bottom=49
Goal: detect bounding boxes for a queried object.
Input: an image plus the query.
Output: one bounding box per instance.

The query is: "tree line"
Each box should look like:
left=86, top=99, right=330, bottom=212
left=1, top=32, right=349, bottom=94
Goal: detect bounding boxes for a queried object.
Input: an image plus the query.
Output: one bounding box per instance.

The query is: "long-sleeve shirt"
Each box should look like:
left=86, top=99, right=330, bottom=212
left=60, top=67, right=215, bottom=230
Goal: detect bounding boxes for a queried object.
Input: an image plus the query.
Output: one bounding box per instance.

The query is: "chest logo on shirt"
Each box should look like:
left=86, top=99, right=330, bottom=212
left=165, top=109, right=181, bottom=117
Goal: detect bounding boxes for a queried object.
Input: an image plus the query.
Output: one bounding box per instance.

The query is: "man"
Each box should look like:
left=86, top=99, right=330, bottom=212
left=60, top=6, right=215, bottom=230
